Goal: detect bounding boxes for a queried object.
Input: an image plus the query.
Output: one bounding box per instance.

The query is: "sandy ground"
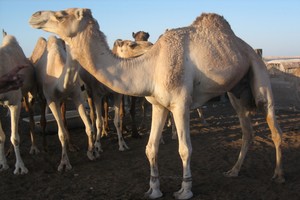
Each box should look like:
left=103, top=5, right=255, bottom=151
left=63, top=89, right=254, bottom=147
left=0, top=99, right=300, bottom=200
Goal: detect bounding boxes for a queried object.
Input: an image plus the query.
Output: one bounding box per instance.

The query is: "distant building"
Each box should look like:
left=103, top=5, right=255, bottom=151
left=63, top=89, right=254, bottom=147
left=264, top=58, right=300, bottom=109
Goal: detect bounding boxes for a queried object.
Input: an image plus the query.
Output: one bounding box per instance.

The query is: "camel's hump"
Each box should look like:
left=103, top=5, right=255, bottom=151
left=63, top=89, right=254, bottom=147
left=191, top=13, right=232, bottom=32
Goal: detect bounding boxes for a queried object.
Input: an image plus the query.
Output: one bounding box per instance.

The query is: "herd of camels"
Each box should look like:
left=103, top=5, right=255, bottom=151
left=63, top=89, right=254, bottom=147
left=0, top=8, right=285, bottom=199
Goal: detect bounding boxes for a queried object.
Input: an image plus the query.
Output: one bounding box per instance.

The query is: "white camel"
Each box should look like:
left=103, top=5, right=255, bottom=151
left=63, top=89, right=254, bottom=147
left=30, top=9, right=285, bottom=199
left=29, top=35, right=97, bottom=171
left=0, top=31, right=37, bottom=174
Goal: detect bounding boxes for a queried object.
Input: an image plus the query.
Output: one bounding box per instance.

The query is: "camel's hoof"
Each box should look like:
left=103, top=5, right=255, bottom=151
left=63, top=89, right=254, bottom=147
left=173, top=188, right=193, bottom=200
left=173, top=181, right=193, bottom=199
left=223, top=169, right=239, bottom=177
left=96, top=146, right=103, bottom=153
left=272, top=174, right=285, bottom=184
left=119, top=143, right=130, bottom=151
left=14, top=164, right=28, bottom=175
left=29, top=146, right=40, bottom=155
left=118, top=146, right=130, bottom=152
left=57, top=162, right=72, bottom=172
left=0, top=162, right=9, bottom=171
left=144, top=188, right=163, bottom=199
left=94, top=142, right=103, bottom=153
left=87, top=151, right=96, bottom=160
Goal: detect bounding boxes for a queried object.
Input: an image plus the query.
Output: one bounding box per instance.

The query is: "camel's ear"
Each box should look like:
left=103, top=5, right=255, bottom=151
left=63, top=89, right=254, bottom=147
left=145, top=32, right=150, bottom=40
left=75, top=8, right=91, bottom=20
left=2, top=29, right=7, bottom=37
left=129, top=41, right=137, bottom=49
left=114, top=39, right=123, bottom=47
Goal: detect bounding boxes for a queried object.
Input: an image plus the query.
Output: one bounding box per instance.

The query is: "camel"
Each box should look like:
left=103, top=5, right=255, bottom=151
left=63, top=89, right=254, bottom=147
left=0, top=31, right=37, bottom=174
left=78, top=66, right=129, bottom=152
left=29, top=9, right=284, bottom=199
left=114, top=34, right=154, bottom=137
left=112, top=39, right=153, bottom=137
left=29, top=35, right=97, bottom=171
left=132, top=31, right=150, bottom=41
left=114, top=38, right=207, bottom=140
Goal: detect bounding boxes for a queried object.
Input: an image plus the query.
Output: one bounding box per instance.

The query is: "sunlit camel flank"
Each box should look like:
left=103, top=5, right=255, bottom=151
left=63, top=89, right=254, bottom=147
left=29, top=8, right=285, bottom=199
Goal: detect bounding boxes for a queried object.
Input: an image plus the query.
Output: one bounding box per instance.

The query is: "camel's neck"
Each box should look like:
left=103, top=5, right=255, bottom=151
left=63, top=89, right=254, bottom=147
left=65, top=24, right=155, bottom=96
left=48, top=45, right=79, bottom=93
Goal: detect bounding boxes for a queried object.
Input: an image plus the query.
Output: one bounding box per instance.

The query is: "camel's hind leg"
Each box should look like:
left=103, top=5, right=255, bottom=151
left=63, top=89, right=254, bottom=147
left=264, top=102, right=284, bottom=183
left=224, top=92, right=254, bottom=177
left=113, top=93, right=129, bottom=151
left=225, top=90, right=284, bottom=183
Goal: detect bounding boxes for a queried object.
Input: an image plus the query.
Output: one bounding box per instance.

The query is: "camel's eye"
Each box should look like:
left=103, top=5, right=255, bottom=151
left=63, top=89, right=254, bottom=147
left=55, top=15, right=64, bottom=21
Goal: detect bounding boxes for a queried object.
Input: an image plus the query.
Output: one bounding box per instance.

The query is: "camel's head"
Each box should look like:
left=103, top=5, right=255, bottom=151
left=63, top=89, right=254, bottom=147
left=112, top=39, right=137, bottom=57
left=112, top=39, right=153, bottom=58
left=132, top=31, right=150, bottom=41
left=29, top=8, right=93, bottom=38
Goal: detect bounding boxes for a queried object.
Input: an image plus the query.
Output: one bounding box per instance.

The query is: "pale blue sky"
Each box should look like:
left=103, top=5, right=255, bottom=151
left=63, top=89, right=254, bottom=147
left=0, top=0, right=299, bottom=57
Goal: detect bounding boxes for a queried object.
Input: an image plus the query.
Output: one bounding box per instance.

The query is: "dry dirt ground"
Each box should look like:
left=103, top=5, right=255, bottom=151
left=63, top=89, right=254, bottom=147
left=0, top=99, right=300, bottom=200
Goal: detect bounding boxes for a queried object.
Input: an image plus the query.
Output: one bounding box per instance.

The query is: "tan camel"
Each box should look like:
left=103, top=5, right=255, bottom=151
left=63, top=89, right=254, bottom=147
left=30, top=9, right=284, bottom=199
left=112, top=39, right=153, bottom=137
left=0, top=31, right=37, bottom=174
left=114, top=38, right=207, bottom=140
left=79, top=67, right=129, bottom=152
left=29, top=35, right=97, bottom=171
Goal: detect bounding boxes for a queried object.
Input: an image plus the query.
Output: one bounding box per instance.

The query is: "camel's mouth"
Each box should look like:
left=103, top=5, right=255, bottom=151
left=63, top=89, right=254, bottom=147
left=29, top=20, right=46, bottom=29
left=29, top=11, right=51, bottom=29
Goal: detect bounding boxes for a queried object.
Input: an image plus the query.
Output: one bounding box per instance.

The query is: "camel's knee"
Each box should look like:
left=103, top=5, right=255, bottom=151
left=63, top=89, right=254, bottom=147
left=178, top=145, right=192, bottom=161
left=58, top=130, right=67, bottom=143
left=145, top=144, right=157, bottom=161
left=271, top=131, right=282, bottom=147
left=10, top=134, right=20, bottom=146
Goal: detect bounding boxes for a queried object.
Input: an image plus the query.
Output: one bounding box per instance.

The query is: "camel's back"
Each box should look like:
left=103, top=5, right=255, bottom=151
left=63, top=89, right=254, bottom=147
left=0, top=34, right=36, bottom=94
left=149, top=13, right=255, bottom=94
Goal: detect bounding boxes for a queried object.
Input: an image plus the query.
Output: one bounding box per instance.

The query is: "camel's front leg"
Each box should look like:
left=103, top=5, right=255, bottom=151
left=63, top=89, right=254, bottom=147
left=0, top=122, right=9, bottom=171
left=48, top=102, right=72, bottom=171
left=113, top=93, right=129, bottom=151
left=144, top=104, right=168, bottom=199
left=9, top=104, right=28, bottom=174
left=73, top=95, right=98, bottom=160
left=172, top=106, right=193, bottom=200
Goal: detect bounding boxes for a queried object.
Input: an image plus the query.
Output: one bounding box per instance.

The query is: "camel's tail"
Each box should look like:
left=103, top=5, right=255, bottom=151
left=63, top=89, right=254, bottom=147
left=228, top=49, right=275, bottom=113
